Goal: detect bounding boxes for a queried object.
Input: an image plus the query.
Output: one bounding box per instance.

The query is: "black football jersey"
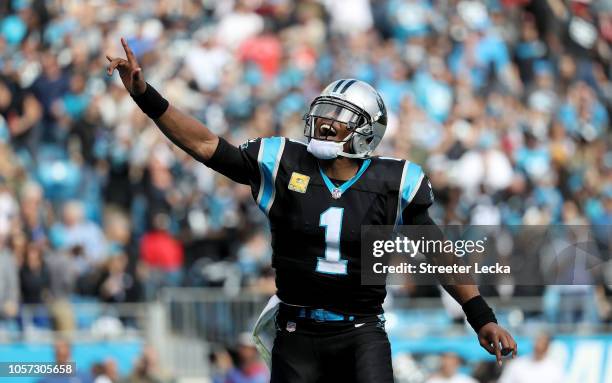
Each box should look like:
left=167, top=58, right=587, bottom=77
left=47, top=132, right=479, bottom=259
left=205, top=137, right=433, bottom=315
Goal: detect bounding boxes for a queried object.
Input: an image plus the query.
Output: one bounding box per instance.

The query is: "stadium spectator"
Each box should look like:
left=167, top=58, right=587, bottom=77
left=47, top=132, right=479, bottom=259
left=211, top=348, right=235, bottom=383
left=46, top=245, right=81, bottom=299
left=38, top=338, right=93, bottom=383
left=596, top=284, right=612, bottom=323
left=185, top=27, right=233, bottom=92
left=223, top=333, right=269, bottom=383
left=425, top=352, right=477, bottom=383
left=123, top=345, right=172, bottom=383
left=0, top=74, right=42, bottom=155
left=0, top=235, right=19, bottom=333
left=46, top=246, right=78, bottom=293
left=139, top=212, right=183, bottom=299
left=103, top=359, right=120, bottom=383
left=29, top=52, right=70, bottom=143
left=49, top=201, right=108, bottom=275
left=321, top=0, right=373, bottom=36
left=91, top=362, right=106, bottom=383
left=238, top=22, right=282, bottom=81
left=0, top=176, right=17, bottom=239
left=19, top=242, right=50, bottom=304
left=498, top=333, right=565, bottom=383
left=92, top=358, right=119, bottom=383
left=97, top=252, right=134, bottom=304
left=216, top=0, right=264, bottom=50
left=19, top=242, right=51, bottom=328
left=237, top=230, right=272, bottom=286
left=19, top=181, right=48, bottom=244
left=19, top=241, right=53, bottom=329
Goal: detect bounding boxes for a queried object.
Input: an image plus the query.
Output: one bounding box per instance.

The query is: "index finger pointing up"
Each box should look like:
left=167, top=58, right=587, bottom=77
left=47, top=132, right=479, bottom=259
left=121, top=37, right=137, bottom=65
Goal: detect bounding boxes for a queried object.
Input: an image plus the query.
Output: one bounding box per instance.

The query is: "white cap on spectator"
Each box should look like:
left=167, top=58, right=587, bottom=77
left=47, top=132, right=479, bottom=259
left=237, top=332, right=256, bottom=348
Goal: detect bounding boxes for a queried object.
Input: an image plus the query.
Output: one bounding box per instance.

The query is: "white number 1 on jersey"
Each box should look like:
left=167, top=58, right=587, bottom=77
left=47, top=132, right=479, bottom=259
left=316, top=207, right=348, bottom=275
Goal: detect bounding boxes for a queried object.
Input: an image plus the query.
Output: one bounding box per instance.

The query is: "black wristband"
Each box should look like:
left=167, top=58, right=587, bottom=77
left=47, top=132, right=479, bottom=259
left=131, top=83, right=169, bottom=120
left=462, top=295, right=497, bottom=333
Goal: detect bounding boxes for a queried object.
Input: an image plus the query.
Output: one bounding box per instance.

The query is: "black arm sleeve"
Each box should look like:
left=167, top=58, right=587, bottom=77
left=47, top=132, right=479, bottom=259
left=401, top=176, right=435, bottom=225
left=399, top=175, right=482, bottom=291
left=402, top=204, right=436, bottom=225
left=202, top=137, right=261, bottom=187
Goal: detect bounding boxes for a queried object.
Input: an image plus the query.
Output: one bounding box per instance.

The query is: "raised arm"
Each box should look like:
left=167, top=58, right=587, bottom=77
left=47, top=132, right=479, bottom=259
left=106, top=38, right=218, bottom=162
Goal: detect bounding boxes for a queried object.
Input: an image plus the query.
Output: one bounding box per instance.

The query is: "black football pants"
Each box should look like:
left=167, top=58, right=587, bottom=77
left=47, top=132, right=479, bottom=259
left=270, top=313, right=394, bottom=383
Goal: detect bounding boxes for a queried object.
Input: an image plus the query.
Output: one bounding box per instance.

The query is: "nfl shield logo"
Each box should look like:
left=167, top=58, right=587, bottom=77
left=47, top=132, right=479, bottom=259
left=286, top=321, right=296, bottom=332
left=331, top=188, right=342, bottom=199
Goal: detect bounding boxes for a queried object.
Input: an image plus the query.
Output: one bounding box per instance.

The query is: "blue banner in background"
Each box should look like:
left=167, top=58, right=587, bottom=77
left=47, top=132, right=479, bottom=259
left=0, top=341, right=143, bottom=383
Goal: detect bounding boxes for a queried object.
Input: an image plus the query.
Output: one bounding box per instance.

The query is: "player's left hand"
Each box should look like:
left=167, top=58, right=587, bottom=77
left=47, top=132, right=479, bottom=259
left=477, top=322, right=517, bottom=366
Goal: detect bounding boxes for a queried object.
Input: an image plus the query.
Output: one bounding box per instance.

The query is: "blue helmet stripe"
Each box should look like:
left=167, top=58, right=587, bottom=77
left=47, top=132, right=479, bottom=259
left=332, top=79, right=346, bottom=92
left=340, top=79, right=357, bottom=94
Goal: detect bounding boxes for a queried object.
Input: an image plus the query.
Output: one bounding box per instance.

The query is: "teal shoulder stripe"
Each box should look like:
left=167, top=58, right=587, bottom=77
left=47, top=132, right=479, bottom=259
left=395, top=161, right=424, bottom=226
left=256, top=137, right=285, bottom=214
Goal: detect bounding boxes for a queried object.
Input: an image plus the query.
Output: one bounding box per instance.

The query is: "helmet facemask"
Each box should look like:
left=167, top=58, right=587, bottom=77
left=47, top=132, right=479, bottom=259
left=303, top=97, right=374, bottom=158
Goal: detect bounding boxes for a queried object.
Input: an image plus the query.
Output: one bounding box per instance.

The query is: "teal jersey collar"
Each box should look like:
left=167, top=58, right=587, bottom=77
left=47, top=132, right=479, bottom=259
left=318, top=159, right=371, bottom=199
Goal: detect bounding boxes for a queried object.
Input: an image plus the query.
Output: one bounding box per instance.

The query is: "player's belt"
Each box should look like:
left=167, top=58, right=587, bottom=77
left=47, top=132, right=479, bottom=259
left=279, top=303, right=355, bottom=322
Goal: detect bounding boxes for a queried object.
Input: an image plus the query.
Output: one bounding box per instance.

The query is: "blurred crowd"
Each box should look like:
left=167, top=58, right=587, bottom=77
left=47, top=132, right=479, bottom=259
left=391, top=333, right=566, bottom=383
left=37, top=333, right=267, bottom=383
left=0, top=0, right=611, bottom=340
left=9, top=331, right=574, bottom=383
left=36, top=338, right=175, bottom=383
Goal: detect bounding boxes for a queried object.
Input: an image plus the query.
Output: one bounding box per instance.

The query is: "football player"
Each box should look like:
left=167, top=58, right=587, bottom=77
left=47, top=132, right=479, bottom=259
left=107, top=38, right=517, bottom=382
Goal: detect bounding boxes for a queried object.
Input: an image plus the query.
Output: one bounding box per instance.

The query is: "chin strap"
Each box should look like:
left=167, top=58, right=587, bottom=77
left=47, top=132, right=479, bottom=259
left=337, top=151, right=370, bottom=159
left=305, top=131, right=371, bottom=159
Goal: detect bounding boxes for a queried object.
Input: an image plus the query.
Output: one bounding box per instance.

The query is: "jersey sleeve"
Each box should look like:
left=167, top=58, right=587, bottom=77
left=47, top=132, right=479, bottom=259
left=394, top=161, right=434, bottom=226
left=203, top=137, right=261, bottom=186
left=203, top=136, right=286, bottom=215
left=408, top=175, right=434, bottom=209
left=401, top=176, right=435, bottom=225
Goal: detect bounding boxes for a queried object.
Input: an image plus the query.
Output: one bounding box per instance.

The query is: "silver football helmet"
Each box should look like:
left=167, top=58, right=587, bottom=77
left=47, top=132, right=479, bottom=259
left=304, top=79, right=388, bottom=158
